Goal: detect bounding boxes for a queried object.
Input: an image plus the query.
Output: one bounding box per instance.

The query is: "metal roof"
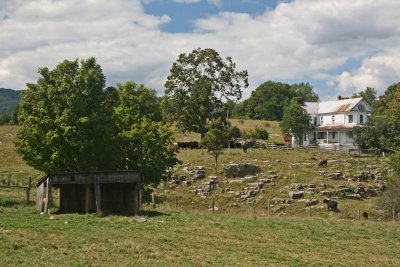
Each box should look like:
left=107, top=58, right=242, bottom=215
left=304, top=97, right=368, bottom=115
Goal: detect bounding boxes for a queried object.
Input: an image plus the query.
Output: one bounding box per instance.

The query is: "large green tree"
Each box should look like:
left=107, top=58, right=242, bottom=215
left=352, top=87, right=377, bottom=107
left=164, top=48, right=248, bottom=139
left=238, top=81, right=319, bottom=120
left=15, top=58, right=118, bottom=173
left=114, top=81, right=179, bottom=186
left=15, top=60, right=178, bottom=187
left=280, top=101, right=311, bottom=143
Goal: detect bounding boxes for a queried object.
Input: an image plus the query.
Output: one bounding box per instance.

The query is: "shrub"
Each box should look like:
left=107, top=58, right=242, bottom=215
left=249, top=127, right=269, bottom=140
left=379, top=178, right=400, bottom=218
left=229, top=126, right=242, bottom=139
left=264, top=122, right=271, bottom=127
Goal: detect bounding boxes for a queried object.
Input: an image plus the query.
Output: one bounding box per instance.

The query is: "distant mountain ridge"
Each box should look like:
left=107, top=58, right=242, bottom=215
left=0, top=88, right=21, bottom=116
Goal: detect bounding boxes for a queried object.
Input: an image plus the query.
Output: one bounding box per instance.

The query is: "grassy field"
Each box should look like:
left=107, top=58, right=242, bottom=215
left=172, top=119, right=282, bottom=143
left=1, top=199, right=400, bottom=266
left=0, top=123, right=399, bottom=266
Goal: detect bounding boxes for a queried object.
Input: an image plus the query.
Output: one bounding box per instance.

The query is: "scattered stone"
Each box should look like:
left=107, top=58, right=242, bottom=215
left=321, top=190, right=332, bottom=196
left=224, top=163, right=260, bottom=177
left=227, top=179, right=244, bottom=184
left=329, top=172, right=344, bottom=180
left=298, top=199, right=319, bottom=206
left=365, top=188, right=378, bottom=197
left=194, top=178, right=218, bottom=197
left=271, top=198, right=294, bottom=204
left=289, top=163, right=301, bottom=169
left=289, top=191, right=304, bottom=199
left=291, top=183, right=304, bottom=190
left=192, top=166, right=206, bottom=180
left=272, top=204, right=289, bottom=212
left=345, top=194, right=362, bottom=200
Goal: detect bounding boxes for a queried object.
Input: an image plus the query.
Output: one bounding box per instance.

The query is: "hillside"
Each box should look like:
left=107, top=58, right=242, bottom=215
left=0, top=122, right=398, bottom=266
left=0, top=88, right=21, bottom=116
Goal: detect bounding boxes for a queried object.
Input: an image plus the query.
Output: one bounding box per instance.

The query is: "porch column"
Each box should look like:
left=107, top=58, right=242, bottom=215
left=326, top=131, right=329, bottom=143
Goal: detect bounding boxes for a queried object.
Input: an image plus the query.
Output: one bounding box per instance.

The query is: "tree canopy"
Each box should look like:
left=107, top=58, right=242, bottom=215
left=352, top=87, right=377, bottom=108
left=280, top=101, right=311, bottom=142
left=15, top=58, right=178, bottom=187
left=236, top=81, right=319, bottom=120
left=15, top=58, right=118, bottom=173
left=201, top=119, right=230, bottom=170
left=113, top=81, right=179, bottom=186
left=164, top=48, right=248, bottom=138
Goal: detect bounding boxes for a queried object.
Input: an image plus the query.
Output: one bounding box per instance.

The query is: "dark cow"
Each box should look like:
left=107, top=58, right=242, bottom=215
left=323, top=199, right=338, bottom=211
left=177, top=141, right=199, bottom=149
left=318, top=159, right=328, bottom=167
left=362, top=211, right=368, bottom=220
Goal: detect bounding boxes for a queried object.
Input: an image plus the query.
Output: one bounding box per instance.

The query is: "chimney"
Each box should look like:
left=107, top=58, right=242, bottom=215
left=337, top=95, right=342, bottom=100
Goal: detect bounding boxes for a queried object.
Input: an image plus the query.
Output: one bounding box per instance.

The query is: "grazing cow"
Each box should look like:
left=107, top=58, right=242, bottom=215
left=362, top=211, right=368, bottom=220
left=242, top=144, right=248, bottom=153
left=318, top=159, right=328, bottom=167
left=323, top=199, right=338, bottom=211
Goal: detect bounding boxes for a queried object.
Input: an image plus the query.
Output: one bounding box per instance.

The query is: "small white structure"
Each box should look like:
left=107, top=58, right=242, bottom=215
left=300, top=97, right=372, bottom=150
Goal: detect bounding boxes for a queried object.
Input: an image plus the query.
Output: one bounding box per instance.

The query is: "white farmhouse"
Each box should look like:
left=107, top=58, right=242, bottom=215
left=299, top=97, right=373, bottom=150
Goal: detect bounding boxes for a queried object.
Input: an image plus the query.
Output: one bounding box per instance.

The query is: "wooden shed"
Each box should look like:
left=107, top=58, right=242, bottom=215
left=36, top=170, right=140, bottom=215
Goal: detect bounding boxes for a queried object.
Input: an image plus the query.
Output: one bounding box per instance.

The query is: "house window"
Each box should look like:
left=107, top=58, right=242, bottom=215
left=348, top=114, right=353, bottom=123
left=358, top=104, right=365, bottom=111
left=360, top=114, right=364, bottom=124
left=332, top=115, right=335, bottom=124
left=320, top=116, right=323, bottom=125
left=317, top=132, right=326, bottom=139
left=304, top=133, right=308, bottom=141
left=332, top=132, right=336, bottom=139
left=314, top=117, right=317, bottom=125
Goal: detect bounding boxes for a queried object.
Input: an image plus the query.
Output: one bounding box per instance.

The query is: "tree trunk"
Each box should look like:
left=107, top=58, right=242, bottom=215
left=214, top=154, right=218, bottom=171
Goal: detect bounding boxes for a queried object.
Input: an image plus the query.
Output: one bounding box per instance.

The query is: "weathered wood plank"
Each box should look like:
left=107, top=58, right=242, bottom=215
left=37, top=182, right=44, bottom=211
left=85, top=184, right=91, bottom=213
left=46, top=177, right=53, bottom=213
left=94, top=183, right=102, bottom=212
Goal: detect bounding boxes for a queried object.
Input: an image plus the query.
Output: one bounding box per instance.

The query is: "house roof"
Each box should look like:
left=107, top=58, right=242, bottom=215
left=304, top=97, right=364, bottom=115
left=316, top=125, right=353, bottom=130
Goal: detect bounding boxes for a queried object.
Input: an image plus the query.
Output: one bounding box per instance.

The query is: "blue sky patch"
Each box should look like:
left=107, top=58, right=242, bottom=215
left=144, top=0, right=279, bottom=33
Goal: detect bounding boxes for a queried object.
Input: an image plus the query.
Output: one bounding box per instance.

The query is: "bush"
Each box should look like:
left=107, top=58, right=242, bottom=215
left=264, top=122, right=270, bottom=127
left=379, top=178, right=400, bottom=218
left=229, top=126, right=242, bottom=139
left=249, top=127, right=269, bottom=140
left=0, top=114, right=11, bottom=125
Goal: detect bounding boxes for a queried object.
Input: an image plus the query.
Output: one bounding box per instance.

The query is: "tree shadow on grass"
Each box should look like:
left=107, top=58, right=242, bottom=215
left=0, top=200, right=20, bottom=207
left=138, top=209, right=170, bottom=218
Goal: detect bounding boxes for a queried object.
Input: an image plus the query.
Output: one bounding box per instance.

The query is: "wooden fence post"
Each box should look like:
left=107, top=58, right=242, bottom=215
left=212, top=196, right=215, bottom=213
left=26, top=176, right=32, bottom=205
left=358, top=209, right=361, bottom=221
left=139, top=189, right=143, bottom=210
left=393, top=207, right=396, bottom=221
left=151, top=192, right=156, bottom=209
left=309, top=204, right=312, bottom=217
left=267, top=199, right=270, bottom=216
left=175, top=195, right=178, bottom=210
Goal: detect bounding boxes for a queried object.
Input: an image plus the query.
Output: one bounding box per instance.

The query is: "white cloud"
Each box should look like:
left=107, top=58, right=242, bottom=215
left=173, top=0, right=201, bottom=3
left=1, top=0, right=400, bottom=99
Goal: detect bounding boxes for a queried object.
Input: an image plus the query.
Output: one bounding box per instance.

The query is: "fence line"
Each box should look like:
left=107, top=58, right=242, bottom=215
left=0, top=176, right=32, bottom=204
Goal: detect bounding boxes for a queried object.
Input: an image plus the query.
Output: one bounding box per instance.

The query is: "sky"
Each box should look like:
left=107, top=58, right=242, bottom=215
left=1, top=0, right=400, bottom=100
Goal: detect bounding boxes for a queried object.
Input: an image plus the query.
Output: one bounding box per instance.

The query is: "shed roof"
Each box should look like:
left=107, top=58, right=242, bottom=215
left=36, top=170, right=140, bottom=187
left=304, top=97, right=364, bottom=115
